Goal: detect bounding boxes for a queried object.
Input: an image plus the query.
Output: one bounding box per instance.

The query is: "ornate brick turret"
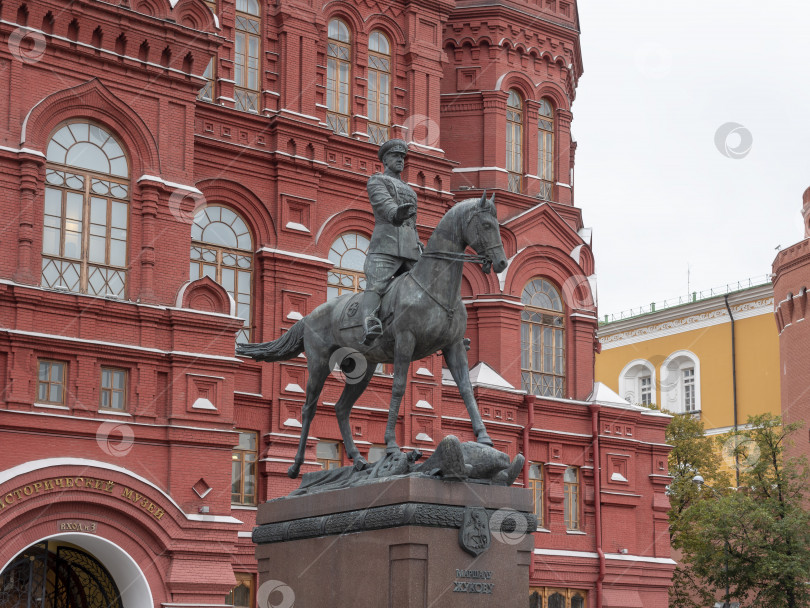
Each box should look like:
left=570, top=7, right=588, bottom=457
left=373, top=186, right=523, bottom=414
left=441, top=0, right=583, bottom=206
left=773, top=186, right=810, bottom=462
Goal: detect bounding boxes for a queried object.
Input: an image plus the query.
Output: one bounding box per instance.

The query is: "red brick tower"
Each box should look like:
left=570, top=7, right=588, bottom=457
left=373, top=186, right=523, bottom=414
left=773, top=186, right=810, bottom=463
left=441, top=1, right=595, bottom=399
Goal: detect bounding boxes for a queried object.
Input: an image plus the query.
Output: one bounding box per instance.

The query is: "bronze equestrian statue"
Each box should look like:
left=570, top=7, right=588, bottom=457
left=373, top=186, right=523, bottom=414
left=238, top=143, right=508, bottom=479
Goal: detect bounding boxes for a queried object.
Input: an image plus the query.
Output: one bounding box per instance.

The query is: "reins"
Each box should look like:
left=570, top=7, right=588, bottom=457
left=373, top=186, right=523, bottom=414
left=410, top=202, right=499, bottom=320
left=410, top=272, right=458, bottom=320
left=420, top=204, right=496, bottom=266
left=420, top=251, right=489, bottom=264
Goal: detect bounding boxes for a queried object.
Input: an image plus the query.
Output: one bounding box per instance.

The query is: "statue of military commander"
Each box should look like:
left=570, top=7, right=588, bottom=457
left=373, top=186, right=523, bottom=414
left=361, top=139, right=421, bottom=345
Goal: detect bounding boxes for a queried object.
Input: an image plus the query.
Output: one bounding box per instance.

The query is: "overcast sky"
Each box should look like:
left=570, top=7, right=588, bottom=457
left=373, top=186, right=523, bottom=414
left=573, top=1, right=810, bottom=318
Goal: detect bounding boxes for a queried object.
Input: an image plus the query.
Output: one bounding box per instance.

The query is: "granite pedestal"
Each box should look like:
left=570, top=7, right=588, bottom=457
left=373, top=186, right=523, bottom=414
left=253, top=477, right=536, bottom=607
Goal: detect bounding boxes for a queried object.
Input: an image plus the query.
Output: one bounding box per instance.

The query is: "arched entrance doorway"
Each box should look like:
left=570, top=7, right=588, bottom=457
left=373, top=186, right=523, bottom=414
left=0, top=540, right=122, bottom=608
left=0, top=534, right=152, bottom=608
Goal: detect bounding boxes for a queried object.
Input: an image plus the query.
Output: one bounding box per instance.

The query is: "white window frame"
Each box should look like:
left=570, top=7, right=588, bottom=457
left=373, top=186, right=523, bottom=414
left=618, top=359, right=656, bottom=406
left=682, top=367, right=696, bottom=412
left=639, top=375, right=653, bottom=406
left=660, top=350, right=701, bottom=414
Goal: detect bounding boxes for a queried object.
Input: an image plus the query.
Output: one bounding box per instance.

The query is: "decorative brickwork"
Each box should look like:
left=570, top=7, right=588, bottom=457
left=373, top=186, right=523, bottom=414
left=0, top=0, right=673, bottom=605
left=773, top=186, right=810, bottom=465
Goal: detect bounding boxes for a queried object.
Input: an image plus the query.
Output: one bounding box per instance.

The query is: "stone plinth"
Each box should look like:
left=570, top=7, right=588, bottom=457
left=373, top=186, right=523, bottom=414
left=253, top=477, right=536, bottom=608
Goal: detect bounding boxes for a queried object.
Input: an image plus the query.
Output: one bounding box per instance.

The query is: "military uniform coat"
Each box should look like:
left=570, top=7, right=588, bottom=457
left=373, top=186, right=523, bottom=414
left=366, top=172, right=420, bottom=261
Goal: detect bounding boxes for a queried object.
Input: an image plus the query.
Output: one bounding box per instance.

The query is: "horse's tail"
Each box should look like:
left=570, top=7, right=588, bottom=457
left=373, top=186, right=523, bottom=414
left=236, top=320, right=306, bottom=362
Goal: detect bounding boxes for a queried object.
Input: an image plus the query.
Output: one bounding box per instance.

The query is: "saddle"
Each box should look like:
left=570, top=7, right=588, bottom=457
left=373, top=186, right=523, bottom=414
left=338, top=273, right=407, bottom=334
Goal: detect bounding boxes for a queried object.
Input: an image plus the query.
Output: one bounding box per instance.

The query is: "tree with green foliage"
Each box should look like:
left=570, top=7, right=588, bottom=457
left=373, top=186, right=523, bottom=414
left=666, top=411, right=731, bottom=608
left=666, top=412, right=732, bottom=534
left=669, top=413, right=810, bottom=608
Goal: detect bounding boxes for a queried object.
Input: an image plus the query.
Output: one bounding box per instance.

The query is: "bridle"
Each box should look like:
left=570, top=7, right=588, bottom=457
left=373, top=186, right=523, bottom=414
left=420, top=203, right=501, bottom=274
left=410, top=201, right=502, bottom=320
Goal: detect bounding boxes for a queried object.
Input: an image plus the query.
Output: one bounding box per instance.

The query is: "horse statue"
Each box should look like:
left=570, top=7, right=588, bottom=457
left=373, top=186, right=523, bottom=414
left=237, top=192, right=508, bottom=479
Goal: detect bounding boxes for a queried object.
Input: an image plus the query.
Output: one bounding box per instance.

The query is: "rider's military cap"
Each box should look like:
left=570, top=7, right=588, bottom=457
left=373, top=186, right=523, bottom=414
left=378, top=138, right=408, bottom=161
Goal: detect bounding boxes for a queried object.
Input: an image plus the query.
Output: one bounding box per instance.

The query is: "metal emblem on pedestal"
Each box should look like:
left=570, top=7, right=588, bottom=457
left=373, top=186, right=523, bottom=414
left=459, top=506, right=491, bottom=556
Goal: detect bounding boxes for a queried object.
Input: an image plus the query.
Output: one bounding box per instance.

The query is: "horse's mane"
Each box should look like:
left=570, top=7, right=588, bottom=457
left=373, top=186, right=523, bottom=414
left=438, top=195, right=497, bottom=229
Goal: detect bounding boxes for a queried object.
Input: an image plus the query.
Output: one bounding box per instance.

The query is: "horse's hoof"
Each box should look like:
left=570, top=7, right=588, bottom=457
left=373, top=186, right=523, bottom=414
left=287, top=464, right=300, bottom=479
left=353, top=457, right=369, bottom=471
left=477, top=433, right=494, bottom=447
left=385, top=444, right=401, bottom=454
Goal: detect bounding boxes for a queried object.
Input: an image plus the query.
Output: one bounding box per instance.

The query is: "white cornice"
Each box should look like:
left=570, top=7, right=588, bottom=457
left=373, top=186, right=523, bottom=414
left=532, top=548, right=676, bottom=565
left=0, top=328, right=240, bottom=362
left=599, top=285, right=774, bottom=349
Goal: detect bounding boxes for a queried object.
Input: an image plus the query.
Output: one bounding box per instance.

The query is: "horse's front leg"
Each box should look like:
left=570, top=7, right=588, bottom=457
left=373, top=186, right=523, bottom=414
left=443, top=339, right=492, bottom=446
left=384, top=332, right=416, bottom=453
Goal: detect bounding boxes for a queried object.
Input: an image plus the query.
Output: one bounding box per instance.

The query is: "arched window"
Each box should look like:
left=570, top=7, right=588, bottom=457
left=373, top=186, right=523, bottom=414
left=367, top=30, right=391, bottom=145
left=538, top=98, right=554, bottom=200
left=660, top=350, right=701, bottom=414
left=190, top=206, right=253, bottom=343
left=521, top=278, right=564, bottom=397
left=548, top=592, right=565, bottom=608
left=529, top=589, right=588, bottom=606
left=225, top=573, right=253, bottom=607
left=327, top=19, right=351, bottom=135
left=327, top=232, right=369, bottom=300
left=506, top=89, right=523, bottom=193
left=42, top=122, right=130, bottom=298
left=234, top=0, right=260, bottom=112
left=619, top=359, right=656, bottom=406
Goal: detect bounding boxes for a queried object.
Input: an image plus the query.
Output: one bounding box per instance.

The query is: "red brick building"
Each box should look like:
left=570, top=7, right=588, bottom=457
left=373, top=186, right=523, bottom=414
left=773, top=186, right=810, bottom=464
left=0, top=0, right=673, bottom=606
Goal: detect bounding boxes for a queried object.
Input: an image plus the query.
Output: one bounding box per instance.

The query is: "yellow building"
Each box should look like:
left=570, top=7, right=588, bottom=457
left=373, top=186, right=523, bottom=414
left=595, top=281, right=779, bottom=434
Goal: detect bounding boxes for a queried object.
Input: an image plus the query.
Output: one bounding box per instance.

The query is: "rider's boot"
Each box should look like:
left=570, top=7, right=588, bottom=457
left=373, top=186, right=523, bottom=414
left=361, top=291, right=383, bottom=346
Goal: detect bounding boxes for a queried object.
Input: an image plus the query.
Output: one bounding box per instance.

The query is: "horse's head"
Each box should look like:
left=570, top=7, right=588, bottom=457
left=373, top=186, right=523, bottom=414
left=463, top=192, right=507, bottom=275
